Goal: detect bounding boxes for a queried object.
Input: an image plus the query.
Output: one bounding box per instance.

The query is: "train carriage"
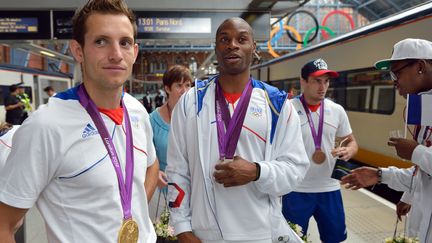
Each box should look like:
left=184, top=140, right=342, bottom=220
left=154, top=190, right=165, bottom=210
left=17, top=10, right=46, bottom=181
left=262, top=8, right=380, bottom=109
left=251, top=2, right=432, bottom=169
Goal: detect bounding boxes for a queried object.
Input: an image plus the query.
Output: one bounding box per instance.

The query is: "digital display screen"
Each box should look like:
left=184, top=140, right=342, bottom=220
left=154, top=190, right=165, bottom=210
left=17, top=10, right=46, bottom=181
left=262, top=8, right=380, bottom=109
left=53, top=11, right=74, bottom=39
left=136, top=11, right=269, bottom=41
left=0, top=18, right=38, bottom=33
left=138, top=17, right=211, bottom=34
left=0, top=11, right=50, bottom=39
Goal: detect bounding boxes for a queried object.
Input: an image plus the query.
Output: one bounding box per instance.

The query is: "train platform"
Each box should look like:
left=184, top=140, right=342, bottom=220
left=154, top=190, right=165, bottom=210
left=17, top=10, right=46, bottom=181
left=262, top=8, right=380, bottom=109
left=307, top=187, right=406, bottom=243
left=21, top=187, right=406, bottom=243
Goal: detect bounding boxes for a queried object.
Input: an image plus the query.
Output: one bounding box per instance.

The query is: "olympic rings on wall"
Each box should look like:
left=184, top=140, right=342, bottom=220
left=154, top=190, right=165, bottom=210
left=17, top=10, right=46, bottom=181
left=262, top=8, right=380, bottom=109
left=286, top=10, right=319, bottom=44
left=267, top=25, right=302, bottom=58
left=266, top=9, right=354, bottom=57
left=321, top=10, right=355, bottom=39
left=303, top=26, right=336, bottom=47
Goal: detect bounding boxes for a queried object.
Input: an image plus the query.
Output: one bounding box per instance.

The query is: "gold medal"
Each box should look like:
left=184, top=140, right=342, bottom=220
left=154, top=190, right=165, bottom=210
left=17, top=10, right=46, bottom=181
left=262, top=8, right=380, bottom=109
left=118, top=218, right=139, bottom=243
left=312, top=150, right=326, bottom=164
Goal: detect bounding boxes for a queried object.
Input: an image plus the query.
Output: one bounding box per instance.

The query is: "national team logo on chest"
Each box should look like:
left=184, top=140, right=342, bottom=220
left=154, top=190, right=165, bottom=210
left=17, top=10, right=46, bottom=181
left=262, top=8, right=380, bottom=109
left=249, top=106, right=263, bottom=117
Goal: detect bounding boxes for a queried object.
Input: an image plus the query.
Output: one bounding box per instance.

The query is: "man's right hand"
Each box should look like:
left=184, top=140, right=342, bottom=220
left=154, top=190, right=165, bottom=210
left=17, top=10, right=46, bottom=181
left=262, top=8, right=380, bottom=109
left=340, top=167, right=379, bottom=190
left=396, top=201, right=411, bottom=221
left=177, top=232, right=202, bottom=243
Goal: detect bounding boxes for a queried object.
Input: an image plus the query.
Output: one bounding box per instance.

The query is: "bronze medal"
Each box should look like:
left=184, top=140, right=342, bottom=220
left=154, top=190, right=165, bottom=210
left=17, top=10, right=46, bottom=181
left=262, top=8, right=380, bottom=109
left=118, top=218, right=139, bottom=243
left=312, top=150, right=326, bottom=164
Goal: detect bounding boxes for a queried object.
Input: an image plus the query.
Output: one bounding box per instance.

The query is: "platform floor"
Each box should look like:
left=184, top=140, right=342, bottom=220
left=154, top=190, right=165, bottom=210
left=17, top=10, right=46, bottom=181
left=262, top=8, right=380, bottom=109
left=307, top=187, right=406, bottom=243
left=22, top=187, right=406, bottom=243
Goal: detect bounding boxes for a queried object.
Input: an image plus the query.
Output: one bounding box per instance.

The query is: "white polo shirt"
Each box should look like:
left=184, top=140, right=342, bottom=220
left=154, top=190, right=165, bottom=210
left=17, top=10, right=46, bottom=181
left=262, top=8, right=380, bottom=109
left=292, top=97, right=352, bottom=192
left=0, top=87, right=156, bottom=243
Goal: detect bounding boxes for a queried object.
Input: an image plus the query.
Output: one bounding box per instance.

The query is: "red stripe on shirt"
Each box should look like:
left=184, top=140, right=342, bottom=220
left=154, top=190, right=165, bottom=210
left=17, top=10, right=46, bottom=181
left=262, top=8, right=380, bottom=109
left=242, top=125, right=266, bottom=143
left=121, top=125, right=148, bottom=156
left=0, top=139, right=11, bottom=149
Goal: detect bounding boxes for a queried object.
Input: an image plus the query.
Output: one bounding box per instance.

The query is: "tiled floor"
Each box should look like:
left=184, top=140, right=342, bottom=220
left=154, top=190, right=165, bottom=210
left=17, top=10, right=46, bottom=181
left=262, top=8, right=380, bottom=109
left=307, top=188, right=406, bottom=243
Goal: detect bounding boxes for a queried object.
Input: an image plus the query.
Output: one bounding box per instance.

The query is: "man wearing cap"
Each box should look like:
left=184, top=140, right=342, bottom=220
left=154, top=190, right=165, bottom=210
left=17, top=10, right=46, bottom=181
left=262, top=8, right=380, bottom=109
left=341, top=38, right=432, bottom=242
left=282, top=58, right=358, bottom=243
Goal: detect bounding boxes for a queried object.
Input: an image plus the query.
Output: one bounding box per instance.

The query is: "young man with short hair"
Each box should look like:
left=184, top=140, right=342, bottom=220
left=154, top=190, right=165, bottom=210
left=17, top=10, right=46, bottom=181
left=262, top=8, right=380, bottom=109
left=283, top=58, right=358, bottom=243
left=0, top=0, right=159, bottom=242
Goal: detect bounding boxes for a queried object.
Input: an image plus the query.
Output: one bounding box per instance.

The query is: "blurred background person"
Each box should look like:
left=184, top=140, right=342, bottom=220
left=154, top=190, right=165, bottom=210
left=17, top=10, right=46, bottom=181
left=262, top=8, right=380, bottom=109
left=142, top=91, right=153, bottom=113
left=4, top=85, right=24, bottom=125
left=16, top=84, right=32, bottom=123
left=43, top=86, right=57, bottom=97
left=148, top=65, right=192, bottom=220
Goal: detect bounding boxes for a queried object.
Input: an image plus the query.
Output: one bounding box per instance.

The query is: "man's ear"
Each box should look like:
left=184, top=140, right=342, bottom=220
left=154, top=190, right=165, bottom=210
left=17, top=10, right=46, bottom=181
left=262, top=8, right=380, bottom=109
left=70, top=40, right=84, bottom=63
left=133, top=43, right=139, bottom=63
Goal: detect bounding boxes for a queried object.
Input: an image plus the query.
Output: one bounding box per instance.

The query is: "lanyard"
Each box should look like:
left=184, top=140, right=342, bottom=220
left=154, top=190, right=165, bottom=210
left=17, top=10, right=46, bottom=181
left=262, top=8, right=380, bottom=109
left=215, top=79, right=253, bottom=160
left=300, top=95, right=324, bottom=151
left=77, top=85, right=134, bottom=220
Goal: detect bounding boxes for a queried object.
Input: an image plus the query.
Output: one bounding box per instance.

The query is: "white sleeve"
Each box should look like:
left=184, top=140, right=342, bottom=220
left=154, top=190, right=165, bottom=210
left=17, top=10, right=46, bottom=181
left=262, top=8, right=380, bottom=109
left=166, top=92, right=193, bottom=235
left=0, top=116, right=59, bottom=209
left=255, top=100, right=310, bottom=196
left=381, top=166, right=415, bottom=192
left=412, top=145, right=432, bottom=175
left=336, top=104, right=352, bottom=137
left=400, top=191, right=413, bottom=204
left=142, top=112, right=156, bottom=167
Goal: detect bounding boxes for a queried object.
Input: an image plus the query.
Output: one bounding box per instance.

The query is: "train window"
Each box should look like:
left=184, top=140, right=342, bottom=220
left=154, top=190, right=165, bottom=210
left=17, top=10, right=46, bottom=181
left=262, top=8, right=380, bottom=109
left=345, top=86, right=370, bottom=112
left=270, top=78, right=301, bottom=98
left=342, top=68, right=395, bottom=114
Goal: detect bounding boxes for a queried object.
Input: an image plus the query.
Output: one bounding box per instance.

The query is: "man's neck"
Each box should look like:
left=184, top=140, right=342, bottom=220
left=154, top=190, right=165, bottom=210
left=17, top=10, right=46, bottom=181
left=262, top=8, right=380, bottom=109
left=303, top=94, right=322, bottom=106
left=218, top=72, right=251, bottom=93
left=83, top=82, right=122, bottom=109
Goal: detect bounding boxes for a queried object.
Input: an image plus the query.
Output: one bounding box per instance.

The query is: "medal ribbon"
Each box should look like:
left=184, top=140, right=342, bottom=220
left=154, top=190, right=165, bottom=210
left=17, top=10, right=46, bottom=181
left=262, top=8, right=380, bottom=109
left=77, top=85, right=134, bottom=220
left=215, top=79, right=253, bottom=160
left=300, top=94, right=324, bottom=151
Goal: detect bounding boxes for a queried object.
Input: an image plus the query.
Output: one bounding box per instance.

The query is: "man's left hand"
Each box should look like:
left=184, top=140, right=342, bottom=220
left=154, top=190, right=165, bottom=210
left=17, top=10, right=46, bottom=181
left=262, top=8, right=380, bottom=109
left=213, top=156, right=256, bottom=187
left=388, top=138, right=419, bottom=160
left=331, top=146, right=355, bottom=161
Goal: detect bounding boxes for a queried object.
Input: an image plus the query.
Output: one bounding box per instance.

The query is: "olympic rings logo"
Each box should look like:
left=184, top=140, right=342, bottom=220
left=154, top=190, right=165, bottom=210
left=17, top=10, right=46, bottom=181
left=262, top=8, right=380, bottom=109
left=267, top=10, right=355, bottom=58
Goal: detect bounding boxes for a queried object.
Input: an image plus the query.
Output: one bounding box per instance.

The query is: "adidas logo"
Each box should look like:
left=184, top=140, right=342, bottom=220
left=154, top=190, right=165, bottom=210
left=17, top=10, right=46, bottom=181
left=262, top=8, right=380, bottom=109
left=82, top=123, right=99, bottom=138
left=297, top=110, right=303, bottom=115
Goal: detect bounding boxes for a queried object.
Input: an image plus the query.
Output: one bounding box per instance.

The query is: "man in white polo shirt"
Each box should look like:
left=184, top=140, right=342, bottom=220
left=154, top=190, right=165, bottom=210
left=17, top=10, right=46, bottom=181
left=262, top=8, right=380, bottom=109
left=0, top=0, right=159, bottom=242
left=283, top=58, right=358, bottom=243
left=166, top=17, right=309, bottom=243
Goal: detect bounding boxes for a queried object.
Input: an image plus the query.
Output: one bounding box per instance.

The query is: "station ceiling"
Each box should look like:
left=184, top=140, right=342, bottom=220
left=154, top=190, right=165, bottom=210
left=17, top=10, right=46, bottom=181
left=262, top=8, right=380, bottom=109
left=1, top=0, right=431, bottom=66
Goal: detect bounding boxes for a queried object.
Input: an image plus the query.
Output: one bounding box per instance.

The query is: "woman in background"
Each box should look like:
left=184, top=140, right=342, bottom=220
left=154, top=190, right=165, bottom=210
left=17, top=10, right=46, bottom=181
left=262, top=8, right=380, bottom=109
left=149, top=65, right=193, bottom=219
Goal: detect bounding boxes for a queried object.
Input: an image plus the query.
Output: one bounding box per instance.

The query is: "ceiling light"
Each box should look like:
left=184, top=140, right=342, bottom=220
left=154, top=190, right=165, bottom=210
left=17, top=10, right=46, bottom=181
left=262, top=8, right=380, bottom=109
left=40, top=50, right=56, bottom=57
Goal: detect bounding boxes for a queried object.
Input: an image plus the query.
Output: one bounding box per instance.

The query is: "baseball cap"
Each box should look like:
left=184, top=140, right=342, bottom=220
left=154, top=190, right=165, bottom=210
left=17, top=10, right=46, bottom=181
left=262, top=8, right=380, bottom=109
left=301, top=58, right=339, bottom=80
left=375, top=38, right=432, bottom=70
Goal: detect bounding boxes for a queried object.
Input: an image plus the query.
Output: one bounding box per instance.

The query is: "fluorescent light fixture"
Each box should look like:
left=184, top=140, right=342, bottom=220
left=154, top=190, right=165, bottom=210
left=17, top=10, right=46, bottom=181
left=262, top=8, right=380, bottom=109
left=40, top=50, right=56, bottom=57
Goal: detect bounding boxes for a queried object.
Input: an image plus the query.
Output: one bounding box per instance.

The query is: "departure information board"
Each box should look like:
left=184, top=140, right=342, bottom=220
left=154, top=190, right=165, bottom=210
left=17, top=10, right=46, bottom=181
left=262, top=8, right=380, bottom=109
left=136, top=11, right=269, bottom=40
left=0, top=18, right=38, bottom=33
left=53, top=11, right=74, bottom=39
left=0, top=11, right=50, bottom=39
left=138, top=17, right=211, bottom=34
